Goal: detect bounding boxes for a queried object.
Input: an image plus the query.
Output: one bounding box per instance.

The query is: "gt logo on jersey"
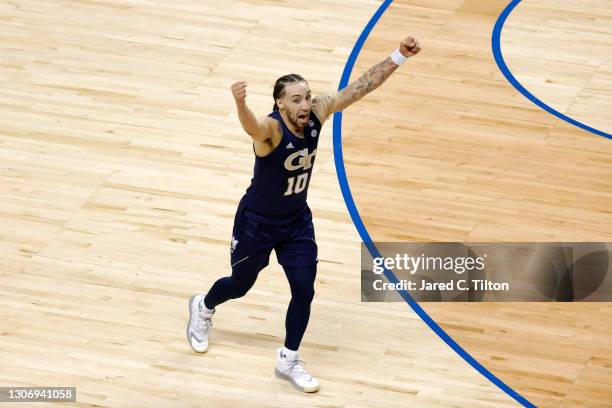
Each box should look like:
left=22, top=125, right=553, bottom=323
left=284, top=148, right=317, bottom=171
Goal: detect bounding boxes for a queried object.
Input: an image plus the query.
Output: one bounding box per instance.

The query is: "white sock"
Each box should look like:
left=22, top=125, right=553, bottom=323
left=279, top=346, right=298, bottom=361
left=199, top=297, right=215, bottom=314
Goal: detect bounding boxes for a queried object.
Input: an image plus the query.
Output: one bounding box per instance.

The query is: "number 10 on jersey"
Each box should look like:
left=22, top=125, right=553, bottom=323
left=284, top=173, right=309, bottom=196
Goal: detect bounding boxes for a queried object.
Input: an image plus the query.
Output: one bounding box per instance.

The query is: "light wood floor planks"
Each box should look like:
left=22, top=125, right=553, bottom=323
left=501, top=0, right=612, bottom=134
left=0, top=0, right=610, bottom=407
left=343, top=0, right=612, bottom=407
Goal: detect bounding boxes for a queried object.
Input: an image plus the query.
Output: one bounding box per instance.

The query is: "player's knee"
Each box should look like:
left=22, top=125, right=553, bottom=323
left=304, top=286, right=315, bottom=304
left=286, top=265, right=316, bottom=304
left=293, top=284, right=315, bottom=305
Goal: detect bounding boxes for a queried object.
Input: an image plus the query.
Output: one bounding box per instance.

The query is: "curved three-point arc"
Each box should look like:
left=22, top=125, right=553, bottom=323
left=492, top=0, right=611, bottom=140
left=330, top=0, right=612, bottom=405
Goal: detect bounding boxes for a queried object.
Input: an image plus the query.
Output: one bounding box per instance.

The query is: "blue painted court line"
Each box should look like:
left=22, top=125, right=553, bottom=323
left=492, top=0, right=611, bottom=140
left=332, top=0, right=536, bottom=406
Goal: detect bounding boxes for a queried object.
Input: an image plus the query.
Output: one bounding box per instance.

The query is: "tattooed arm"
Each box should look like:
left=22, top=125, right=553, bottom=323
left=312, top=36, right=421, bottom=122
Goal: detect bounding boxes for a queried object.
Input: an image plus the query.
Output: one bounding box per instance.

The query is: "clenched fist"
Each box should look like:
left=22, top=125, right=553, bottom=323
left=231, top=81, right=248, bottom=103
left=399, top=36, right=421, bottom=58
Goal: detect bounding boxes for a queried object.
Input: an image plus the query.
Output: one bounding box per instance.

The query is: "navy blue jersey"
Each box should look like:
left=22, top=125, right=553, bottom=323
left=238, top=110, right=321, bottom=224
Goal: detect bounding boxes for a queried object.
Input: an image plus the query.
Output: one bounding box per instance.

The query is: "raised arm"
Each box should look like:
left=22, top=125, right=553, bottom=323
left=231, top=80, right=277, bottom=142
left=314, top=36, right=421, bottom=119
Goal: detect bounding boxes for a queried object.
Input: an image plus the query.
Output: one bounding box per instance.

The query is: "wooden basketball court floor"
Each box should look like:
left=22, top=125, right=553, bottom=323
left=0, top=0, right=610, bottom=407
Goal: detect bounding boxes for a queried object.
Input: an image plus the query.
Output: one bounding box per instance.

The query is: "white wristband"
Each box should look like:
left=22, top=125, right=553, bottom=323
left=390, top=48, right=407, bottom=65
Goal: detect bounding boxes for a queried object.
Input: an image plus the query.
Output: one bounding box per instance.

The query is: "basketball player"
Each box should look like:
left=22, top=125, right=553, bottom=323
left=187, top=36, right=421, bottom=392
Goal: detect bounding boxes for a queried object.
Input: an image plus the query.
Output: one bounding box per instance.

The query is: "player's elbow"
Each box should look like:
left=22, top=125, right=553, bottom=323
left=246, top=118, right=273, bottom=142
left=329, top=98, right=351, bottom=114
left=245, top=129, right=267, bottom=142
left=249, top=133, right=267, bottom=142
left=329, top=91, right=359, bottom=114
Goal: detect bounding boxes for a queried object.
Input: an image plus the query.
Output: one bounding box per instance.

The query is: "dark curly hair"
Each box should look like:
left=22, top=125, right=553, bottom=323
left=272, top=74, right=307, bottom=111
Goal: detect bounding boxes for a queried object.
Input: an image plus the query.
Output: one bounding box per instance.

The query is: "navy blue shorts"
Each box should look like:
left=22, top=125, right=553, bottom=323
left=229, top=205, right=318, bottom=273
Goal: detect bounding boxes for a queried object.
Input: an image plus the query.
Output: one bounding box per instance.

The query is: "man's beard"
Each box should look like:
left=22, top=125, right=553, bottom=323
left=288, top=113, right=305, bottom=130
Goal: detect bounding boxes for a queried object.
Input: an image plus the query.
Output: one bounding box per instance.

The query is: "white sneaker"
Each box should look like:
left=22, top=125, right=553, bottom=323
left=274, top=348, right=320, bottom=393
left=186, top=294, right=214, bottom=353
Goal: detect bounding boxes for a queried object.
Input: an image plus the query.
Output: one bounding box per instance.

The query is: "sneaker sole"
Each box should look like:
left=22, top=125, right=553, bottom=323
left=274, top=368, right=320, bottom=393
left=186, top=294, right=208, bottom=353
